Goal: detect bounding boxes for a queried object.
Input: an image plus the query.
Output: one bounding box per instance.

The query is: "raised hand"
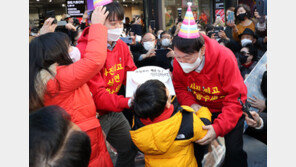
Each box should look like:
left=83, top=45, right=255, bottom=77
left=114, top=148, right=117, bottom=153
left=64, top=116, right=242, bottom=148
left=91, top=6, right=109, bottom=25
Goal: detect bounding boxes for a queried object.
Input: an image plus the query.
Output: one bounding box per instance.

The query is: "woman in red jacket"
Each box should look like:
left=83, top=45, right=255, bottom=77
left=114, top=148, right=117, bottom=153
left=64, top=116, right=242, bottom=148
left=29, top=6, right=113, bottom=167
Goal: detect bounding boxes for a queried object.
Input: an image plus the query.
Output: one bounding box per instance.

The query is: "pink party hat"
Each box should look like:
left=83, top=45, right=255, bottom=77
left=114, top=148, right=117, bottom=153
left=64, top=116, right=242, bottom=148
left=93, top=0, right=113, bottom=8
left=178, top=2, right=200, bottom=39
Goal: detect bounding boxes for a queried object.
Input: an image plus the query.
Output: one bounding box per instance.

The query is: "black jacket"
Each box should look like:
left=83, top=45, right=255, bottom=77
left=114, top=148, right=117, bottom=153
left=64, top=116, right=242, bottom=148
left=130, top=43, right=173, bottom=71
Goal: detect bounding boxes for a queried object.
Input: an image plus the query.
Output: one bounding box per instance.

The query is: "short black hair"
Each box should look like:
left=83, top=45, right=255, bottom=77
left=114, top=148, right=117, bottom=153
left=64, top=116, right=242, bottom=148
left=132, top=80, right=168, bottom=121
left=205, top=24, right=214, bottom=33
left=90, top=2, right=124, bottom=22
left=172, top=34, right=205, bottom=54
left=160, top=31, right=171, bottom=39
left=243, top=43, right=258, bottom=61
left=30, top=106, right=91, bottom=167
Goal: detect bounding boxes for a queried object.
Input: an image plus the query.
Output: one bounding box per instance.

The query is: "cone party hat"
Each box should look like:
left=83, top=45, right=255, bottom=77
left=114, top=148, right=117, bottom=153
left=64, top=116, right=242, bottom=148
left=178, top=2, right=200, bottom=39
left=93, top=0, right=113, bottom=8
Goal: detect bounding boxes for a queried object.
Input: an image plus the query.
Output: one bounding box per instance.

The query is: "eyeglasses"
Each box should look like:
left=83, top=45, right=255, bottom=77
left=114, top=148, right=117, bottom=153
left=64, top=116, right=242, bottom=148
left=240, top=51, right=250, bottom=56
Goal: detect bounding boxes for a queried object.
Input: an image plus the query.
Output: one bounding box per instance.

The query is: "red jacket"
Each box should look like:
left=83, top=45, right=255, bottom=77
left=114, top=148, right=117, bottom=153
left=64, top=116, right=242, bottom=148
left=43, top=24, right=113, bottom=167
left=77, top=27, right=137, bottom=115
left=172, top=34, right=247, bottom=137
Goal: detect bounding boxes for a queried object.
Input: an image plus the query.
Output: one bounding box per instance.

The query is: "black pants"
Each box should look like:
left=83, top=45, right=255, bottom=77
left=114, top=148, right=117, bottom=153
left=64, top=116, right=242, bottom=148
left=194, top=113, right=248, bottom=167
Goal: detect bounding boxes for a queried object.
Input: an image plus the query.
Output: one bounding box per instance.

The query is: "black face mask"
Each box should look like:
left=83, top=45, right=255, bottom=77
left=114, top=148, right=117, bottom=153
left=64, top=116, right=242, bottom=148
left=238, top=53, right=248, bottom=64
left=237, top=13, right=247, bottom=21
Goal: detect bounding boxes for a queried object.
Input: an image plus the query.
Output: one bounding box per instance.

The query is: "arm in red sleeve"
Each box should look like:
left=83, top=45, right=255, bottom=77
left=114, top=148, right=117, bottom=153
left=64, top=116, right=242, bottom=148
left=172, top=59, right=197, bottom=106
left=56, top=24, right=107, bottom=91
left=88, top=72, right=130, bottom=112
left=212, top=53, right=248, bottom=137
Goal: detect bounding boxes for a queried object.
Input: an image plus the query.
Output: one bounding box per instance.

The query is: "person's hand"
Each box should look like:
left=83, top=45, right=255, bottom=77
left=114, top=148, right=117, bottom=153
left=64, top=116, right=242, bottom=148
left=218, top=30, right=229, bottom=40
left=39, top=18, right=57, bottom=35
left=149, top=25, right=153, bottom=33
left=166, top=48, right=175, bottom=58
left=264, top=36, right=267, bottom=43
left=244, top=111, right=262, bottom=128
left=91, top=6, right=109, bottom=25
left=210, top=33, right=216, bottom=39
left=248, top=95, right=266, bottom=112
left=82, top=10, right=89, bottom=22
left=65, top=23, right=77, bottom=31
left=191, top=104, right=202, bottom=112
left=130, top=36, right=136, bottom=45
left=195, top=125, right=217, bottom=145
left=144, top=48, right=156, bottom=58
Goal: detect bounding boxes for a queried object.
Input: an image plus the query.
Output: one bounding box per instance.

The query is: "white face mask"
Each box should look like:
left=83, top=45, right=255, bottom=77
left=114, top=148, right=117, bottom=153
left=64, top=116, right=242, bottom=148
left=69, top=46, right=81, bottom=63
left=241, top=38, right=252, bottom=47
left=143, top=41, right=155, bottom=51
left=135, top=35, right=142, bottom=42
left=177, top=52, right=203, bottom=73
left=107, top=27, right=123, bottom=41
left=161, top=39, right=171, bottom=47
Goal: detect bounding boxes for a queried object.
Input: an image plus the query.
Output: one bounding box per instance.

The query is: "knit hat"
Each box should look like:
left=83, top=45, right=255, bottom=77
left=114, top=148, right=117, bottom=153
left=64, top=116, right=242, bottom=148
left=93, top=0, right=113, bottom=8
left=178, top=2, right=200, bottom=39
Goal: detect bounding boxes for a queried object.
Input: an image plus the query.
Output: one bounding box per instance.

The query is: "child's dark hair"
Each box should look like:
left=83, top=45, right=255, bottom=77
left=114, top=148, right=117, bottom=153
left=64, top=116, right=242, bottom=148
left=132, top=80, right=168, bottom=121
left=172, top=34, right=205, bottom=54
left=30, top=106, right=91, bottom=167
left=90, top=2, right=124, bottom=22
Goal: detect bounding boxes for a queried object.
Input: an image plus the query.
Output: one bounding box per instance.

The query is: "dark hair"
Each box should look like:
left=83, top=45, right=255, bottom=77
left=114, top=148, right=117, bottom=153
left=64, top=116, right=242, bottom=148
left=90, top=2, right=124, bottom=22
left=243, top=43, right=258, bottom=61
left=172, top=34, right=205, bottom=54
left=227, top=7, right=235, bottom=12
left=30, top=106, right=91, bottom=167
left=205, top=24, right=214, bottom=33
left=29, top=32, right=73, bottom=111
left=235, top=4, right=252, bottom=22
left=132, top=80, right=168, bottom=121
left=160, top=31, right=171, bottom=39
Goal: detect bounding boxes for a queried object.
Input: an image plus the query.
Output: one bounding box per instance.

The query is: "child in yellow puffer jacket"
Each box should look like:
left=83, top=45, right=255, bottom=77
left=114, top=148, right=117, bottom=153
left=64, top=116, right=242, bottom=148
left=130, top=79, right=212, bottom=167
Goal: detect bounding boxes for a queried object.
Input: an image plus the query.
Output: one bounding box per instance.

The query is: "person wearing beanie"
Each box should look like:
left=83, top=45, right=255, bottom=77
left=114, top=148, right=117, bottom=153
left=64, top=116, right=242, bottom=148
left=172, top=2, right=248, bottom=167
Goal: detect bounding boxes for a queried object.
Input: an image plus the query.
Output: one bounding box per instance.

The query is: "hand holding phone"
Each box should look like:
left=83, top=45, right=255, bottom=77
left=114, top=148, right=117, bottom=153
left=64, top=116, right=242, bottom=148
left=238, top=94, right=254, bottom=120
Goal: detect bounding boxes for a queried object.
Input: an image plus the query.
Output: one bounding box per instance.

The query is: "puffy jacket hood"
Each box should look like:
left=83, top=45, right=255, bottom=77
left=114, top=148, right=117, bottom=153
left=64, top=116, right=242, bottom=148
left=130, top=112, right=183, bottom=155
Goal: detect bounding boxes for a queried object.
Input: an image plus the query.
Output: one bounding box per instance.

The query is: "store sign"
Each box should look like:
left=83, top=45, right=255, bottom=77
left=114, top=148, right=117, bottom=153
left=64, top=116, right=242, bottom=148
left=67, top=0, right=85, bottom=17
left=215, top=0, right=224, bottom=9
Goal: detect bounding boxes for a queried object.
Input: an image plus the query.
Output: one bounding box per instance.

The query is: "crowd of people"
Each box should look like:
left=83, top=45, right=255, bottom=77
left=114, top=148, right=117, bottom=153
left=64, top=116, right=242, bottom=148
left=29, top=1, right=267, bottom=167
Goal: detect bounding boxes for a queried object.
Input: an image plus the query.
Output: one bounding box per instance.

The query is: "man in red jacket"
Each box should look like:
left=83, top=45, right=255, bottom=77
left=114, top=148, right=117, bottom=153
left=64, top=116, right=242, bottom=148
left=77, top=2, right=138, bottom=167
left=172, top=3, right=248, bottom=167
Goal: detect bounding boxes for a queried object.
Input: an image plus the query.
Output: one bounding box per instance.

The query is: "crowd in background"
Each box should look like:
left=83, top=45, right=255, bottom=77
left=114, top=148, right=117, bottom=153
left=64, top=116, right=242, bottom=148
left=29, top=1, right=267, bottom=167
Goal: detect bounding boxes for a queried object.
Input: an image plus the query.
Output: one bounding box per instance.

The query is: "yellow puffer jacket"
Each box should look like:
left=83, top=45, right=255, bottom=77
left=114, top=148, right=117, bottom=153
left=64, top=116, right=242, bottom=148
left=130, top=106, right=212, bottom=167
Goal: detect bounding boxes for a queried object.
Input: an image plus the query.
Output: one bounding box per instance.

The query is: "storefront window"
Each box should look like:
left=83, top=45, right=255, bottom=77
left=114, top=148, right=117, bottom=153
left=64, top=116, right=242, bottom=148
left=164, top=0, right=211, bottom=31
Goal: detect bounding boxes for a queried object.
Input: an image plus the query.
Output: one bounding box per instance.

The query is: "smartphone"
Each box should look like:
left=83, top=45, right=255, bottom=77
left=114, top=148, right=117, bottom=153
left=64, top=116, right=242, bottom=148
left=256, top=0, right=264, bottom=16
left=57, top=20, right=67, bottom=26
left=45, top=10, right=55, bottom=19
left=150, top=20, right=156, bottom=30
left=227, top=11, right=234, bottom=23
left=120, top=37, right=133, bottom=44
left=213, top=26, right=223, bottom=37
left=238, top=95, right=254, bottom=120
